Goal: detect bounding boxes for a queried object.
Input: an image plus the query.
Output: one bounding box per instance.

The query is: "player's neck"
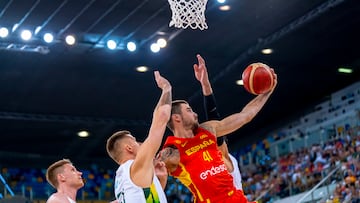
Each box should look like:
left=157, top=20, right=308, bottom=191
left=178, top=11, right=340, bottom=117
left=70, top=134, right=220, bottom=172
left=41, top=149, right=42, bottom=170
left=119, top=154, right=136, bottom=165
left=174, top=127, right=194, bottom=138
left=57, top=187, right=77, bottom=201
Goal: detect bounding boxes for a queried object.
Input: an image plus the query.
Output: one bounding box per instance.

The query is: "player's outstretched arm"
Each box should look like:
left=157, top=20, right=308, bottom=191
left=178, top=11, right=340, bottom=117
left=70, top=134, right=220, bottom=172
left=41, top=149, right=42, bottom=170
left=202, top=68, right=277, bottom=137
left=131, top=71, right=172, bottom=188
left=193, top=54, right=220, bottom=120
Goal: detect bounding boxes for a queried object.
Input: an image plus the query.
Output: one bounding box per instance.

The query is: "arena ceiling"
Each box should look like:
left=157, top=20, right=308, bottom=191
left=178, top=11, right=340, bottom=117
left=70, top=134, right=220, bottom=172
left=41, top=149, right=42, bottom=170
left=0, top=0, right=359, bottom=169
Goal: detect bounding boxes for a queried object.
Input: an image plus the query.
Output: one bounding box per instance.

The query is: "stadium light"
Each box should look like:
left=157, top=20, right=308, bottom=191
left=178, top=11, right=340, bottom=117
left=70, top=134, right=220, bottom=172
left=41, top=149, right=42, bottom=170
left=150, top=43, right=160, bottom=53
left=43, top=33, right=54, bottom=43
left=106, top=39, right=117, bottom=50
left=157, top=38, right=167, bottom=48
left=0, top=27, right=9, bottom=38
left=127, top=41, right=137, bottom=52
left=20, top=30, right=32, bottom=41
left=65, top=35, right=76, bottom=45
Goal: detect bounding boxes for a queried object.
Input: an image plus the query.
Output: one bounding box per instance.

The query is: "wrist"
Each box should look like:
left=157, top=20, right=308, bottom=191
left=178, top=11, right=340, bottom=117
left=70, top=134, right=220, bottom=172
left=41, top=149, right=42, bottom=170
left=202, top=84, right=212, bottom=96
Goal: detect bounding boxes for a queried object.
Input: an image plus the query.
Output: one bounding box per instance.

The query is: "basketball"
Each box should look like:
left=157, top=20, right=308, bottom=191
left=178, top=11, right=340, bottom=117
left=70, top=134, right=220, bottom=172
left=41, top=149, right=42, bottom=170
left=242, top=62, right=274, bottom=95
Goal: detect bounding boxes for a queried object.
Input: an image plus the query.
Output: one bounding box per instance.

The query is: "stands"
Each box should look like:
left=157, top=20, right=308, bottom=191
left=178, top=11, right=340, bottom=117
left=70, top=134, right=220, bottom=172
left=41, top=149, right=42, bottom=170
left=1, top=81, right=360, bottom=203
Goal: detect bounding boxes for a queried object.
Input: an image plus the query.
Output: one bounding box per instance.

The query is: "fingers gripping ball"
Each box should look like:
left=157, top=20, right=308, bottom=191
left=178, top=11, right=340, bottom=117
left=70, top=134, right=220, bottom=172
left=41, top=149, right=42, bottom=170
left=242, top=62, right=274, bottom=95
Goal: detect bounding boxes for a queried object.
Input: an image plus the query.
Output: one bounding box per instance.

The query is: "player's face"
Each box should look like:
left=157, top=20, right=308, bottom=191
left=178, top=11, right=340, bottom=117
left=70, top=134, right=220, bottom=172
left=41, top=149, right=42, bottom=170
left=62, top=163, right=84, bottom=189
left=179, top=103, right=198, bottom=129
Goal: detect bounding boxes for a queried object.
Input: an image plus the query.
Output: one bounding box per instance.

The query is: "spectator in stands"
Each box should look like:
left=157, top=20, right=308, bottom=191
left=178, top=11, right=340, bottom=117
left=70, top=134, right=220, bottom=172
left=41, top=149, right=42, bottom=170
left=45, top=159, right=84, bottom=203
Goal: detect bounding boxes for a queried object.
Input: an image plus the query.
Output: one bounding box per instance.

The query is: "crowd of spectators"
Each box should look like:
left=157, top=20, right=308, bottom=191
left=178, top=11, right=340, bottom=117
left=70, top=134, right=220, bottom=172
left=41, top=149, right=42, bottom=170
left=241, top=129, right=360, bottom=203
left=1, top=126, right=359, bottom=203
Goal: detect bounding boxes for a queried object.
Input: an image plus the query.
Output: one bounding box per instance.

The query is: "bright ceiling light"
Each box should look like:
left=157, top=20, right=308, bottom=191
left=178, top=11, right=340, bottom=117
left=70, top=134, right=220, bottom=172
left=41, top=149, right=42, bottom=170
left=106, top=39, right=117, bottom=50
left=217, top=0, right=226, bottom=3
left=77, top=130, right=89, bottom=137
left=157, top=38, right=167, bottom=48
left=43, top=33, right=54, bottom=43
left=136, top=66, right=148, bottom=72
left=20, top=30, right=32, bottom=41
left=338, top=67, right=353, bottom=74
left=150, top=43, right=160, bottom=53
left=236, top=80, right=244, bottom=86
left=0, top=27, right=9, bottom=38
left=219, top=5, right=231, bottom=11
left=261, top=48, right=273, bottom=55
left=127, top=41, right=137, bottom=52
left=65, top=35, right=76, bottom=45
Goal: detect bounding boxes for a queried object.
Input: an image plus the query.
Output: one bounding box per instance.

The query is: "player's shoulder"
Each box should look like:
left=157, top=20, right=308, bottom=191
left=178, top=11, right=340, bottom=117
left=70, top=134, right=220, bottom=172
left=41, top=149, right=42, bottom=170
left=199, top=122, right=217, bottom=136
left=46, top=193, right=70, bottom=203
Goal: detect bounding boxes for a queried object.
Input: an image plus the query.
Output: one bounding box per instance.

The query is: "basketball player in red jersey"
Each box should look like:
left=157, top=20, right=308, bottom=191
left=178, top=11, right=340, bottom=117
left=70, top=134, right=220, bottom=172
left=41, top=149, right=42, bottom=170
left=159, top=54, right=277, bottom=203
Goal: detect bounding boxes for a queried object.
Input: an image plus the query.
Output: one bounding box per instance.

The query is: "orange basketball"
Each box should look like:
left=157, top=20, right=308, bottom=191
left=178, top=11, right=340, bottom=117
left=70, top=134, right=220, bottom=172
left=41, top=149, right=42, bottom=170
left=242, top=62, right=274, bottom=95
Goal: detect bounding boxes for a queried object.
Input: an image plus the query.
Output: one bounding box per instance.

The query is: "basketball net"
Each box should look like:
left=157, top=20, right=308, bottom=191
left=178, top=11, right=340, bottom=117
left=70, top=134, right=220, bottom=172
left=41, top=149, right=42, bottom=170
left=167, top=0, right=208, bottom=30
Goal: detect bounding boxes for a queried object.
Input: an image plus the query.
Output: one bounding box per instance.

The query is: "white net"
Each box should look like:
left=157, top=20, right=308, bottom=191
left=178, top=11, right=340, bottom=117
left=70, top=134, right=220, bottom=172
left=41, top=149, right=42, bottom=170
left=167, top=0, right=208, bottom=30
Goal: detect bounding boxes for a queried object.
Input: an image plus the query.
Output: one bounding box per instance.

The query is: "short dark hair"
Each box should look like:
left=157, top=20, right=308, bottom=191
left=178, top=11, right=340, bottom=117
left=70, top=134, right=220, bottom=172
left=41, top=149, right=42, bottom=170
left=167, top=100, right=188, bottom=131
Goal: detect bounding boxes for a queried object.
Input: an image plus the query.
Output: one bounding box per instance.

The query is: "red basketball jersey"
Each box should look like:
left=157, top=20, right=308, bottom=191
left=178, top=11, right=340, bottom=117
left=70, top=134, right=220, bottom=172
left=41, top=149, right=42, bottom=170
left=163, top=127, right=245, bottom=203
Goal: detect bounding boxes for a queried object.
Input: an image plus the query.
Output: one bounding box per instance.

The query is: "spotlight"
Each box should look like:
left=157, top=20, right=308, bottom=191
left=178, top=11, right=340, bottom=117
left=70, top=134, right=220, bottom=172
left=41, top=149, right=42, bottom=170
left=65, top=35, right=76, bottom=45
left=106, top=39, right=117, bottom=50
left=219, top=5, right=231, bottom=11
left=217, top=0, right=226, bottom=3
left=150, top=43, right=160, bottom=53
left=157, top=38, right=167, bottom=48
left=20, top=30, right=32, bottom=41
left=43, top=33, right=54, bottom=43
left=0, top=27, right=9, bottom=38
left=261, top=48, right=273, bottom=55
left=338, top=67, right=353, bottom=74
left=136, top=66, right=148, bottom=72
left=236, top=80, right=244, bottom=86
left=77, top=131, right=89, bottom=137
left=127, top=41, right=137, bottom=52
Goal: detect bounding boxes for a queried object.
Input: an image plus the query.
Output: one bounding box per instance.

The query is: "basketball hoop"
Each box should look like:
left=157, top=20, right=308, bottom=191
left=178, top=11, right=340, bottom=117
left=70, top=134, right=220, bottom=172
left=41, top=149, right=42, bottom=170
left=167, top=0, right=208, bottom=30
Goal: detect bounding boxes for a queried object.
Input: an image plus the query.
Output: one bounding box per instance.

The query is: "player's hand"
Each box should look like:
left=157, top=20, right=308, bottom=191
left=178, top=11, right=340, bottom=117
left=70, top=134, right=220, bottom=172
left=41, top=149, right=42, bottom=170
left=154, top=71, right=171, bottom=92
left=154, top=158, right=168, bottom=178
left=193, top=54, right=209, bottom=85
left=157, top=147, right=180, bottom=173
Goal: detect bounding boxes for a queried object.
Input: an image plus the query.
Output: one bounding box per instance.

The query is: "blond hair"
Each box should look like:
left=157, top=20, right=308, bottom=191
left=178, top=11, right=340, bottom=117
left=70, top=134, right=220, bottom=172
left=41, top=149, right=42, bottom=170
left=46, top=159, right=72, bottom=189
left=106, top=130, right=131, bottom=163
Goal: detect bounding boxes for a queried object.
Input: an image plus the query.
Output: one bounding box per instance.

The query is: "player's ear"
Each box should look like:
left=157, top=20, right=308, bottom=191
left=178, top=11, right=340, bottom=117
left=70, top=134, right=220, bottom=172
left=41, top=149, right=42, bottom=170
left=58, top=173, right=66, bottom=181
left=125, top=144, right=132, bottom=152
left=171, top=114, right=181, bottom=122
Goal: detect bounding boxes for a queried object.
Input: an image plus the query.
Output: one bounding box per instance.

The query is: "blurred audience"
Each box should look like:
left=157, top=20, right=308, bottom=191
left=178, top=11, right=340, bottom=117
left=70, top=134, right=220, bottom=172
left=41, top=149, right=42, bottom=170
left=1, top=125, right=359, bottom=203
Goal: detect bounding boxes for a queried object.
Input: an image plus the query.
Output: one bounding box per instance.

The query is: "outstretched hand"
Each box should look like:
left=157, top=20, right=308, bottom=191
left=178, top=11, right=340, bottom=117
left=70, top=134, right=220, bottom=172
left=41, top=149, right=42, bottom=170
left=193, top=54, right=213, bottom=95
left=154, top=71, right=171, bottom=92
left=193, top=54, right=209, bottom=86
